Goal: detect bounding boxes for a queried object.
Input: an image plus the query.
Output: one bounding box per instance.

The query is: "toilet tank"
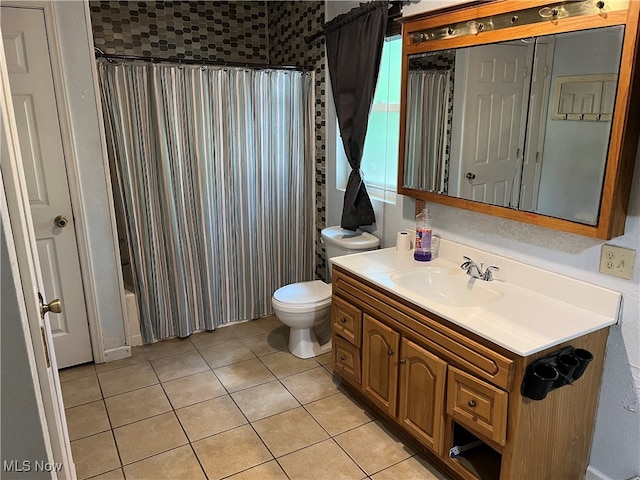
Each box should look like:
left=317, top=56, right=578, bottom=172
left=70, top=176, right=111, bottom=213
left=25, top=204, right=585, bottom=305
left=321, top=226, right=379, bottom=279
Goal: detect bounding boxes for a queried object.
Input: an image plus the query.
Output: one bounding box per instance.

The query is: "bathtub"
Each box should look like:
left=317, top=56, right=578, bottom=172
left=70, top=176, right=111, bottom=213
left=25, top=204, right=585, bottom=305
left=124, top=286, right=143, bottom=346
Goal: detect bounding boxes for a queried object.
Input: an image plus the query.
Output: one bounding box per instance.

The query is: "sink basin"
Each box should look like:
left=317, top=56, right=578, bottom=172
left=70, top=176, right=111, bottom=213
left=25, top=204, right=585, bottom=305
left=389, top=267, right=504, bottom=307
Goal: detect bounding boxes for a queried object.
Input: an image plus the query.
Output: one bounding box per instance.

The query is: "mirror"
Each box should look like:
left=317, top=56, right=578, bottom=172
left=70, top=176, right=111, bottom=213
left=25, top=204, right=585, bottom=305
left=397, top=0, right=640, bottom=239
left=402, top=26, right=625, bottom=226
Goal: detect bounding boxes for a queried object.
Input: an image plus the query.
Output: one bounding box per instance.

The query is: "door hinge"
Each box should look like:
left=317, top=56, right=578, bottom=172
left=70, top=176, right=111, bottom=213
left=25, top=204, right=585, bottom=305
left=40, top=326, right=51, bottom=368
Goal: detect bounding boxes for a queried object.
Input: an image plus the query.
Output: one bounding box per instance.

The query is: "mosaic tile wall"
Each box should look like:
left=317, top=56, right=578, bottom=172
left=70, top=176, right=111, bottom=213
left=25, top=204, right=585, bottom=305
left=89, top=1, right=269, bottom=63
left=90, top=0, right=328, bottom=280
left=268, top=1, right=327, bottom=281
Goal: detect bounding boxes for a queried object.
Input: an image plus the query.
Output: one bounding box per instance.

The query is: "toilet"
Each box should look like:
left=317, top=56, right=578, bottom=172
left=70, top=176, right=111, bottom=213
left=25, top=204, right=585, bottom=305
left=272, top=226, right=379, bottom=359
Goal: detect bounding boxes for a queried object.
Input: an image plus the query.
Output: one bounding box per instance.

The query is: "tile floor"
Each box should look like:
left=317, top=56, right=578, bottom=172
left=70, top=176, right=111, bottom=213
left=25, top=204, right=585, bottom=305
left=60, top=315, right=446, bottom=480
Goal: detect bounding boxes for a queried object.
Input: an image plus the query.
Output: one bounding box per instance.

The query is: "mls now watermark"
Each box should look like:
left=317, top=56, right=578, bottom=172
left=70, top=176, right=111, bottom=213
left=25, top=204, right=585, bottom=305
left=3, top=460, right=63, bottom=473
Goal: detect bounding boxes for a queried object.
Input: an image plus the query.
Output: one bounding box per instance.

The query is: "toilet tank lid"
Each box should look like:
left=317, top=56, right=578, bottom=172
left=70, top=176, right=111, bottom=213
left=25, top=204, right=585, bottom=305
left=273, top=280, right=331, bottom=305
left=321, top=226, right=379, bottom=250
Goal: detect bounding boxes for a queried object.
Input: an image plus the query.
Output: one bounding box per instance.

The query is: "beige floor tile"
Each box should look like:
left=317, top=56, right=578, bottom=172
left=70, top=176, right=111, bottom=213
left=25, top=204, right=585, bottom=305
left=252, top=407, right=329, bottom=457
left=315, top=352, right=332, bottom=366
left=66, top=400, right=111, bottom=441
left=279, top=439, right=366, bottom=480
left=198, top=339, right=256, bottom=369
left=260, top=351, right=319, bottom=378
left=144, top=337, right=197, bottom=360
left=280, top=366, right=340, bottom=404
left=105, top=384, right=171, bottom=427
left=226, top=460, right=288, bottom=480
left=61, top=375, right=102, bottom=408
left=306, top=392, right=376, bottom=436
left=59, top=363, right=96, bottom=383
left=175, top=395, right=247, bottom=442
left=231, top=380, right=299, bottom=421
left=162, top=370, right=226, bottom=409
left=87, top=468, right=124, bottom=480
left=98, top=362, right=158, bottom=398
left=71, top=431, right=120, bottom=480
left=190, top=327, right=240, bottom=349
left=229, top=316, right=280, bottom=339
left=95, top=347, right=147, bottom=373
left=150, top=351, right=209, bottom=382
left=193, top=425, right=272, bottom=479
left=371, top=455, right=447, bottom=480
left=113, top=412, right=188, bottom=465
left=214, top=358, right=276, bottom=393
left=122, top=445, right=206, bottom=480
left=240, top=327, right=289, bottom=357
left=335, top=421, right=415, bottom=475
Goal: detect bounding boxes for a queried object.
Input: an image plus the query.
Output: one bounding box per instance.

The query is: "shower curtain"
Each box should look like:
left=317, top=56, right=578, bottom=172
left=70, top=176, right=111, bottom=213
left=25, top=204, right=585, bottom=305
left=97, top=62, right=315, bottom=343
left=404, top=70, right=451, bottom=193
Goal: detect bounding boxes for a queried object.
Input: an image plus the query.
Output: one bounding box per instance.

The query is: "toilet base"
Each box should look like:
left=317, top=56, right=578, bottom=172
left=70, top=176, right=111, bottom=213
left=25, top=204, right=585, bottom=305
left=288, top=326, right=332, bottom=359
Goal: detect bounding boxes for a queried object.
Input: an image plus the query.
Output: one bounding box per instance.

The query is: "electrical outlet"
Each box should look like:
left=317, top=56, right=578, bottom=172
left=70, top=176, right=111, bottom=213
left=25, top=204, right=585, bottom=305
left=599, top=244, right=635, bottom=280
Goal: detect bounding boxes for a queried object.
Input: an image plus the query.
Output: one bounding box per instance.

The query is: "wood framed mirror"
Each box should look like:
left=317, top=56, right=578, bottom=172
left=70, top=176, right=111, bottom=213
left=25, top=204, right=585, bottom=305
left=397, top=0, right=640, bottom=239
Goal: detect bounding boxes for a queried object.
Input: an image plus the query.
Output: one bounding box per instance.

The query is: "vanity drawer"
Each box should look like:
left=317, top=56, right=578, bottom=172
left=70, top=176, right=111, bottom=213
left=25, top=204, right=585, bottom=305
left=332, top=296, right=362, bottom=347
left=333, top=336, right=361, bottom=386
left=447, top=366, right=508, bottom=446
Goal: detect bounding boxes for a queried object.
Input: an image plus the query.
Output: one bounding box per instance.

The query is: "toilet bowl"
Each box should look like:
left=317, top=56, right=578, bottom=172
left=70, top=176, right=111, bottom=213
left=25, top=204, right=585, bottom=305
left=272, top=226, right=379, bottom=359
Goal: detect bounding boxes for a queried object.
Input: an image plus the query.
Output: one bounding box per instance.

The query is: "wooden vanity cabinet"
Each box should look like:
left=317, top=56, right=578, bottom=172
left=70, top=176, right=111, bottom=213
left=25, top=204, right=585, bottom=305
left=330, top=266, right=609, bottom=480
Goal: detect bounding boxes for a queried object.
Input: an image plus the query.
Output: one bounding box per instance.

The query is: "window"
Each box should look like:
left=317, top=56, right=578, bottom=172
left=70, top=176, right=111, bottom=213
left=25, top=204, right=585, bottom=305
left=337, top=35, right=402, bottom=203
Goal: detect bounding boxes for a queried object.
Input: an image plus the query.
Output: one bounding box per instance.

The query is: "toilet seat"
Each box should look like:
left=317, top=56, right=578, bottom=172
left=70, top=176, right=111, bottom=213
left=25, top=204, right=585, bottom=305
left=272, top=280, right=332, bottom=313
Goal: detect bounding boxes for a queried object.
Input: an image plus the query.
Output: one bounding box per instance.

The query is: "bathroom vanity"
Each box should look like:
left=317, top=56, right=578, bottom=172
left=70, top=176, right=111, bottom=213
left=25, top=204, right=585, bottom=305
left=330, top=242, right=621, bottom=480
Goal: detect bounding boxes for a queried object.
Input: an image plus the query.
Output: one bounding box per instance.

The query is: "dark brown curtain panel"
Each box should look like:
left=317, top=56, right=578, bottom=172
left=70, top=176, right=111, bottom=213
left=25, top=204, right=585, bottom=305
left=324, top=1, right=388, bottom=231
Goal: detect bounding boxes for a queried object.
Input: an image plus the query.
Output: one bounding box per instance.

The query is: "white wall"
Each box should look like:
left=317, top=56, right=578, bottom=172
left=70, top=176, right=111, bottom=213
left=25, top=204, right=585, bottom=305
left=50, top=2, right=127, bottom=352
left=537, top=27, right=625, bottom=224
left=325, top=1, right=640, bottom=478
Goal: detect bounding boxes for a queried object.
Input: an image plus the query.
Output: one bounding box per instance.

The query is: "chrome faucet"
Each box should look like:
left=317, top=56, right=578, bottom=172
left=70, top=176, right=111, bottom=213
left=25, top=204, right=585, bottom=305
left=461, top=256, right=500, bottom=281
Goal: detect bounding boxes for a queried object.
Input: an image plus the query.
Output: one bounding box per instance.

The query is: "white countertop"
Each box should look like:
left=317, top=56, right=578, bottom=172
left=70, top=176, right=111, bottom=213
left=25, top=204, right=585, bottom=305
left=330, top=240, right=621, bottom=356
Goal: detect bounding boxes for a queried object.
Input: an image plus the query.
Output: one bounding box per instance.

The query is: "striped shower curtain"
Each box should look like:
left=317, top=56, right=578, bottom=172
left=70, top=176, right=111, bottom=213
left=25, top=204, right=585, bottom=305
left=97, top=62, right=315, bottom=343
left=404, top=70, right=451, bottom=193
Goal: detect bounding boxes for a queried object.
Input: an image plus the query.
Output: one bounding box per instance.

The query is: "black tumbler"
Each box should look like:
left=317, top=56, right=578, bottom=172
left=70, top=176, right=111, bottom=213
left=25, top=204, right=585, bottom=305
left=556, top=352, right=580, bottom=384
left=571, top=349, right=594, bottom=381
left=523, top=362, right=559, bottom=400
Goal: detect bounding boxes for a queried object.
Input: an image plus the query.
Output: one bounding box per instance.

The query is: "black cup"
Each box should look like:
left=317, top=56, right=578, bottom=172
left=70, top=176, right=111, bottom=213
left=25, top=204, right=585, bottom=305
left=556, top=352, right=580, bottom=383
left=523, top=362, right=559, bottom=400
left=571, top=349, right=594, bottom=381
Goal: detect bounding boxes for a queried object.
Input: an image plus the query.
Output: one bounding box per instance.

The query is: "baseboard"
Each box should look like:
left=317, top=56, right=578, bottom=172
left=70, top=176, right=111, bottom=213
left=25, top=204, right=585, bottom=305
left=129, top=333, right=143, bottom=347
left=102, top=345, right=131, bottom=362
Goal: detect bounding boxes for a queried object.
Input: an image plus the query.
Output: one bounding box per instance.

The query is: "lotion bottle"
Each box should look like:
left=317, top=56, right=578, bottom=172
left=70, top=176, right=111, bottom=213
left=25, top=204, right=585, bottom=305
left=414, top=205, right=432, bottom=262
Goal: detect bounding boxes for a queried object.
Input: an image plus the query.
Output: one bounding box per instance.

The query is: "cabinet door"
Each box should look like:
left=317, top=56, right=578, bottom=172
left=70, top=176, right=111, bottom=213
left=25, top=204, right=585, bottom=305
left=362, top=315, right=400, bottom=416
left=447, top=366, right=508, bottom=446
left=398, top=338, right=448, bottom=455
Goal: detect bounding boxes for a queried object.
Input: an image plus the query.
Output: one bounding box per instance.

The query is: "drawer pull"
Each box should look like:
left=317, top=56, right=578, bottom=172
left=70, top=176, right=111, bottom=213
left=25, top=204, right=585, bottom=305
left=388, top=349, right=394, bottom=356
left=468, top=400, right=477, bottom=408
left=340, top=355, right=347, bottom=361
left=340, top=317, right=347, bottom=323
left=399, top=358, right=406, bottom=364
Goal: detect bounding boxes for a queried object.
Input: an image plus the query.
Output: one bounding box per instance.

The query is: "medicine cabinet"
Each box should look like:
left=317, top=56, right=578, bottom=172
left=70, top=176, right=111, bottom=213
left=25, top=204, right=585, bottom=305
left=397, top=0, right=640, bottom=239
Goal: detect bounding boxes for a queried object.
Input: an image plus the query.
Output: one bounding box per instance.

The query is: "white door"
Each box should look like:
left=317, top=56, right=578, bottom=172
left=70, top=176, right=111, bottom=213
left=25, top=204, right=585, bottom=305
left=457, top=43, right=530, bottom=207
left=2, top=6, right=92, bottom=367
left=1, top=30, right=75, bottom=477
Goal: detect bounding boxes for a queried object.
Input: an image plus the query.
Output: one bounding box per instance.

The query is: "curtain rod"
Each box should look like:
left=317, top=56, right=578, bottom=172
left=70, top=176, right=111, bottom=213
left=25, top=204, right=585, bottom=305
left=94, top=50, right=313, bottom=72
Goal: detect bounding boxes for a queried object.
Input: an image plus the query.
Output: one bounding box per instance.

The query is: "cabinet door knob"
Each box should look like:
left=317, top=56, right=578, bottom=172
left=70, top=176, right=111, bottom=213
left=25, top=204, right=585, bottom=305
left=468, top=400, right=477, bottom=408
left=399, top=358, right=406, bottom=364
left=340, top=355, right=347, bottom=361
left=340, top=317, right=347, bottom=323
left=388, top=349, right=394, bottom=356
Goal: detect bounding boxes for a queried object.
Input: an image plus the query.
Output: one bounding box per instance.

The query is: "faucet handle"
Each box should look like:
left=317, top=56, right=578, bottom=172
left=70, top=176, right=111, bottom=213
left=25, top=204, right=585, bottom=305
left=461, top=256, right=474, bottom=269
left=483, top=265, right=500, bottom=281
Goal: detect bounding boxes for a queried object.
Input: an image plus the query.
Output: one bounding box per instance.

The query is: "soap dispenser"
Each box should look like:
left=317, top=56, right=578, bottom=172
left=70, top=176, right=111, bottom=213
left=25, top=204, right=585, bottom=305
left=414, top=205, right=432, bottom=262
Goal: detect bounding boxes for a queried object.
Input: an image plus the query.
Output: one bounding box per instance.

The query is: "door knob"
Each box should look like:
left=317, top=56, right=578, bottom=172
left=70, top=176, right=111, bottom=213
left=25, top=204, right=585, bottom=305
left=38, top=293, right=62, bottom=319
left=54, top=215, right=69, bottom=228
left=465, top=172, right=476, bottom=181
